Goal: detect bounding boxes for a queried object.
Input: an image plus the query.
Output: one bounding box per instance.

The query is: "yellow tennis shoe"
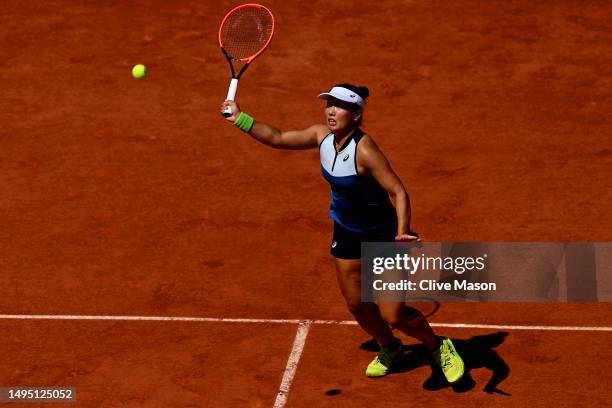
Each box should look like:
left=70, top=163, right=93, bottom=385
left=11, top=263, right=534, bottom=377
left=366, top=338, right=404, bottom=377
left=433, top=336, right=465, bottom=383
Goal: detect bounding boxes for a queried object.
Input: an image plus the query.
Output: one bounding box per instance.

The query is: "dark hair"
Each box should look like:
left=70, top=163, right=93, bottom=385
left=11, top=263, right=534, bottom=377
left=334, top=82, right=369, bottom=126
left=335, top=83, right=370, bottom=101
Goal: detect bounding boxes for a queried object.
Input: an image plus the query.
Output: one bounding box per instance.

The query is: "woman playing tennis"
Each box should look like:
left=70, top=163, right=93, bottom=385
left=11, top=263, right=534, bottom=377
left=220, top=83, right=464, bottom=382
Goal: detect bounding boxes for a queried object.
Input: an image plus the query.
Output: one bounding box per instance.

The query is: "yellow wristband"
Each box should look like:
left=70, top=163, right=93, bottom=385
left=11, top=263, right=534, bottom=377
left=234, top=112, right=254, bottom=132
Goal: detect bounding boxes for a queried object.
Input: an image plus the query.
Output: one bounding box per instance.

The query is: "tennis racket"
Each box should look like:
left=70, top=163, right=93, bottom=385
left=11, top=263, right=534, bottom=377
left=219, top=4, right=275, bottom=117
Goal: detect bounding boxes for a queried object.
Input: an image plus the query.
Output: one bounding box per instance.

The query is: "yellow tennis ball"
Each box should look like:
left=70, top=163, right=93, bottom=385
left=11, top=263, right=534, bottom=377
left=132, top=64, right=147, bottom=79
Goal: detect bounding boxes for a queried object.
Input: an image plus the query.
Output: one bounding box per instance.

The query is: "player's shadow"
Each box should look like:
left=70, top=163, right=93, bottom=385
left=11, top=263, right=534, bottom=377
left=361, top=331, right=511, bottom=395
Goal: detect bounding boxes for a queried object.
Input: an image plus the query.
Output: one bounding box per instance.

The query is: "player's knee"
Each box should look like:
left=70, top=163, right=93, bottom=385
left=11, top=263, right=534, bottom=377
left=345, top=300, right=367, bottom=316
left=380, top=306, right=425, bottom=328
left=380, top=309, right=403, bottom=328
left=403, top=306, right=424, bottom=322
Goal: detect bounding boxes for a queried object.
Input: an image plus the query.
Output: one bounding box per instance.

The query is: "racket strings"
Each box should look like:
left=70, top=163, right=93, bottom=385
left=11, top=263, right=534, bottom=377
left=220, top=7, right=273, bottom=60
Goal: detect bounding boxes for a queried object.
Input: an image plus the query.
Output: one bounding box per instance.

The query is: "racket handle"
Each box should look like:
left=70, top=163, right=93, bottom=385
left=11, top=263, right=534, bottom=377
left=223, top=78, right=239, bottom=117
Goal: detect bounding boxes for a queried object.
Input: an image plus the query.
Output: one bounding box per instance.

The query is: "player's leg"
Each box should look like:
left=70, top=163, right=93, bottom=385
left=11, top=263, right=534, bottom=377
left=334, top=258, right=396, bottom=347
left=378, top=302, right=465, bottom=383
left=331, top=221, right=396, bottom=346
left=378, top=302, right=439, bottom=350
left=335, top=258, right=404, bottom=377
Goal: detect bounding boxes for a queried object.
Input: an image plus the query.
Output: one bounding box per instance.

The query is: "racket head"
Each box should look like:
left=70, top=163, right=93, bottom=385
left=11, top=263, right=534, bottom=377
left=218, top=3, right=275, bottom=64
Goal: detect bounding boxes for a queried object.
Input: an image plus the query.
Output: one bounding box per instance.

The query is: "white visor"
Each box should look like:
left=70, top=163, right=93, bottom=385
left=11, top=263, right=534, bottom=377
left=318, top=86, right=365, bottom=108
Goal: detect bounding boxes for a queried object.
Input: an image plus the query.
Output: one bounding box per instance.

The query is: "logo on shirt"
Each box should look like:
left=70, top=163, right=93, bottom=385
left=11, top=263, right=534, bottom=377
left=343, top=154, right=350, bottom=162
left=331, top=241, right=337, bottom=248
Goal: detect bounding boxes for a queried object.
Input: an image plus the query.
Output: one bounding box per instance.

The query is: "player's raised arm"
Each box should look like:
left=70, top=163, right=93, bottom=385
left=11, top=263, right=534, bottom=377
left=220, top=100, right=326, bottom=150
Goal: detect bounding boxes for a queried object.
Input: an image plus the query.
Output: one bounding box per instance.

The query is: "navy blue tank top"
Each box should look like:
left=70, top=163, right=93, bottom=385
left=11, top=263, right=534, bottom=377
left=320, top=128, right=396, bottom=232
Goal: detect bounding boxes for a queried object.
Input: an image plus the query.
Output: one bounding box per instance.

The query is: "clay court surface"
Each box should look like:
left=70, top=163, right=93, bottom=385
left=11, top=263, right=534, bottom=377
left=1, top=0, right=611, bottom=406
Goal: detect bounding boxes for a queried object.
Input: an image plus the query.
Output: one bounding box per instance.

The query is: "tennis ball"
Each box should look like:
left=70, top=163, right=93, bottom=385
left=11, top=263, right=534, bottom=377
left=132, top=64, right=147, bottom=79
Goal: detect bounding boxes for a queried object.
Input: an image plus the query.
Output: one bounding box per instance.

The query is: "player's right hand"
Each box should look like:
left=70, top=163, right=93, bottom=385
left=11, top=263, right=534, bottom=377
left=221, top=101, right=241, bottom=122
left=395, top=233, right=421, bottom=242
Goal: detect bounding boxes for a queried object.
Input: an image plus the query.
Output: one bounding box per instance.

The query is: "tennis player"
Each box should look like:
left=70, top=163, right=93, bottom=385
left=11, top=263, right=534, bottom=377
left=220, top=83, right=464, bottom=382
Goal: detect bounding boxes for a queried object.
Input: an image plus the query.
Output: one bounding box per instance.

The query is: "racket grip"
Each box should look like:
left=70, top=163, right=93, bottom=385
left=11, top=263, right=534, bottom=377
left=223, top=78, right=239, bottom=117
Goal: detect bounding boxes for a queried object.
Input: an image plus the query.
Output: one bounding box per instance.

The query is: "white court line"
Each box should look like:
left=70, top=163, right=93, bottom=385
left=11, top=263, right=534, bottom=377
left=273, top=321, right=311, bottom=408
left=0, top=314, right=302, bottom=324
left=0, top=314, right=611, bottom=332
left=430, top=322, right=612, bottom=332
